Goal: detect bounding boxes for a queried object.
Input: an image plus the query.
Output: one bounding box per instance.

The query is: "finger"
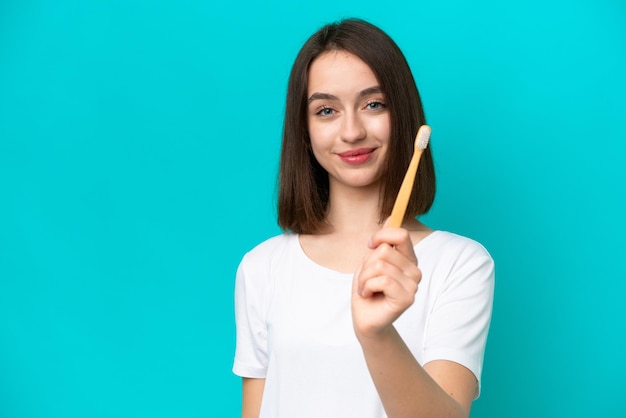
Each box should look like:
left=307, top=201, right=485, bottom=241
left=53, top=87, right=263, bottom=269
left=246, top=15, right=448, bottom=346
left=358, top=256, right=400, bottom=294
left=357, top=255, right=420, bottom=296
left=368, top=228, right=417, bottom=265
left=359, top=274, right=402, bottom=298
left=370, top=242, right=417, bottom=273
left=359, top=275, right=416, bottom=308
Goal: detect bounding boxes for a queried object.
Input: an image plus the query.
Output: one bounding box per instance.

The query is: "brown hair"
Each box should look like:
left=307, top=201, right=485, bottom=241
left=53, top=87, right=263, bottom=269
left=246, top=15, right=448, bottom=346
left=278, top=18, right=435, bottom=234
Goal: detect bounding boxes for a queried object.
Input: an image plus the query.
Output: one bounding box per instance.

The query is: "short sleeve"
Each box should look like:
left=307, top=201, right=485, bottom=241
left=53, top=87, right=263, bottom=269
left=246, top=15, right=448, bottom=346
left=232, top=253, right=269, bottom=378
left=422, top=247, right=495, bottom=394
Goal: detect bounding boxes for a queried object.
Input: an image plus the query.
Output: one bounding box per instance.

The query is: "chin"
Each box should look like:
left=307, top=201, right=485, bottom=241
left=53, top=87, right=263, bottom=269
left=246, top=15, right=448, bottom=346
left=344, top=176, right=382, bottom=189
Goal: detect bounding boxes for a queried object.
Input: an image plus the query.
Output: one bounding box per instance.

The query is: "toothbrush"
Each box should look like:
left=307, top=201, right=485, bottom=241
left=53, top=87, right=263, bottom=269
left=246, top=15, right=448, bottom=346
left=388, top=125, right=431, bottom=228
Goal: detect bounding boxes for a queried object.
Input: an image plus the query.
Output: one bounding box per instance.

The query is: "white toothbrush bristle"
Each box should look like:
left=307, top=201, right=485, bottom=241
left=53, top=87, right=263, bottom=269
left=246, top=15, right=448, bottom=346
left=416, top=126, right=431, bottom=150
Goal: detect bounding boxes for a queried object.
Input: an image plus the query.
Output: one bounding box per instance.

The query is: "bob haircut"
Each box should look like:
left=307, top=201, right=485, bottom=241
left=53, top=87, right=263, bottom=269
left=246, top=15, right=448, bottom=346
left=278, top=18, right=435, bottom=234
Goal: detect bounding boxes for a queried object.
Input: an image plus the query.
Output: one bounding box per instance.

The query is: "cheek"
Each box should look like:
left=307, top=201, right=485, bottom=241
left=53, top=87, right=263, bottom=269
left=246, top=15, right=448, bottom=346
left=308, top=121, right=337, bottom=149
left=373, top=114, right=391, bottom=141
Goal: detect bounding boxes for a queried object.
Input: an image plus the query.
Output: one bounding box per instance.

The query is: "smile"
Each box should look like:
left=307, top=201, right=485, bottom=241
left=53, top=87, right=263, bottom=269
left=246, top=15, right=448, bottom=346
left=337, top=148, right=376, bottom=165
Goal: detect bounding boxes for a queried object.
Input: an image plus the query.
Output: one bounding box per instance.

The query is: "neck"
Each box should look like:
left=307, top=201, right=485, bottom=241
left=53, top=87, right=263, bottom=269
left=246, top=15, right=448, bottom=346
left=325, top=183, right=382, bottom=236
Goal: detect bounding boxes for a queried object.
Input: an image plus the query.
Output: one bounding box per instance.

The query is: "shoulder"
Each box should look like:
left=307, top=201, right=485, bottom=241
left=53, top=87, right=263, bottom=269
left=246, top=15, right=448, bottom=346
left=237, top=233, right=301, bottom=280
left=240, top=233, right=297, bottom=266
left=420, top=230, right=493, bottom=261
left=417, top=231, right=495, bottom=289
left=235, top=234, right=298, bottom=303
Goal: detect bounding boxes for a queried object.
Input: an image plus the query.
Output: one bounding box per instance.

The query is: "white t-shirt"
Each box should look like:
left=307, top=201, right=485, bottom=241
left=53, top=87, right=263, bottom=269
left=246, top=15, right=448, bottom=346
left=233, top=231, right=494, bottom=418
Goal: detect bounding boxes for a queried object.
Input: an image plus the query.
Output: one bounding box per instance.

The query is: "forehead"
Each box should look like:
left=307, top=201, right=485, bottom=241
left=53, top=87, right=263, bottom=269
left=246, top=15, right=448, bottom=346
left=307, top=50, right=378, bottom=95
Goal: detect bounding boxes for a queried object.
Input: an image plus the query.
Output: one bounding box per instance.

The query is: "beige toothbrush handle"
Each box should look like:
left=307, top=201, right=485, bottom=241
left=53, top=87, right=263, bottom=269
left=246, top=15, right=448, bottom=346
left=388, top=148, right=425, bottom=228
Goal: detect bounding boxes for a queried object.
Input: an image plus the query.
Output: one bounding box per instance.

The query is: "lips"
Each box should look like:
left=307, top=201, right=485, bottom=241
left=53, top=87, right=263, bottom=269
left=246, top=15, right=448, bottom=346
left=337, top=147, right=377, bottom=165
left=337, top=148, right=376, bottom=158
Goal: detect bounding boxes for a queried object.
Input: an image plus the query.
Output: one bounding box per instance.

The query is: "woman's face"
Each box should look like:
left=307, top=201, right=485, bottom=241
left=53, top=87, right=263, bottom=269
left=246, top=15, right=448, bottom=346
left=306, top=50, right=391, bottom=192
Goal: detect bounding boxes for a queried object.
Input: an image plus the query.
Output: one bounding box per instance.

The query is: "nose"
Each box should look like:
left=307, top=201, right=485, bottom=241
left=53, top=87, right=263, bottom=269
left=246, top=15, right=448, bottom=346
left=339, top=112, right=366, bottom=143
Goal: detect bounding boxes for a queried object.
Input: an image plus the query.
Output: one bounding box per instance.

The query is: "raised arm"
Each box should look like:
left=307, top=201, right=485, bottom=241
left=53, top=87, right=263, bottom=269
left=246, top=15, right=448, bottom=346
left=352, top=227, right=479, bottom=418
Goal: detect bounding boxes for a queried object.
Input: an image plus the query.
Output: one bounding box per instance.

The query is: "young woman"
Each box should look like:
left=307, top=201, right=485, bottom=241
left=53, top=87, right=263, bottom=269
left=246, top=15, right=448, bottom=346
left=233, top=18, right=494, bottom=418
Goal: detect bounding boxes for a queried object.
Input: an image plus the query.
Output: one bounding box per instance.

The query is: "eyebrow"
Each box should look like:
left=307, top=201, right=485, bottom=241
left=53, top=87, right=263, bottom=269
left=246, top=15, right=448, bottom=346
left=307, top=86, right=383, bottom=104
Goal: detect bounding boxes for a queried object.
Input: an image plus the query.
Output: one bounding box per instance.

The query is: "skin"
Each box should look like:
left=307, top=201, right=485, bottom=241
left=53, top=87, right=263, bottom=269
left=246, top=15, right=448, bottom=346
left=242, top=50, right=477, bottom=418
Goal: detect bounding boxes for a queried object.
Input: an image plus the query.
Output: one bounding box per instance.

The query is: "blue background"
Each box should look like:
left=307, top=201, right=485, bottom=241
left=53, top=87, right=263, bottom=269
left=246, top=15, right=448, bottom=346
left=1, top=0, right=625, bottom=417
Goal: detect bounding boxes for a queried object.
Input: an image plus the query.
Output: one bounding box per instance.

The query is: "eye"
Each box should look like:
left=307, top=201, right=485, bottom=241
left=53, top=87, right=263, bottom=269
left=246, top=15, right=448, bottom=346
left=365, top=101, right=386, bottom=111
left=315, top=106, right=335, bottom=116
